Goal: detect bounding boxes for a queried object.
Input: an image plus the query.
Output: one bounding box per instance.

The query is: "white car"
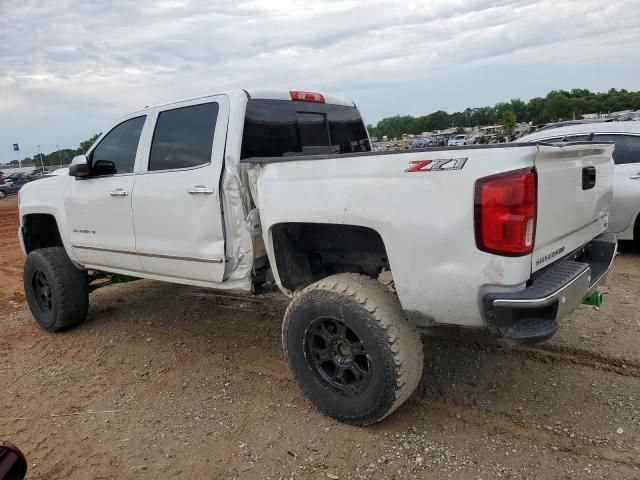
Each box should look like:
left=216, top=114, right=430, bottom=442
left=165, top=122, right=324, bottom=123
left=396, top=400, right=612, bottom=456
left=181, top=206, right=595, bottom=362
left=518, top=122, right=640, bottom=246
left=447, top=134, right=467, bottom=146
left=18, top=89, right=616, bottom=425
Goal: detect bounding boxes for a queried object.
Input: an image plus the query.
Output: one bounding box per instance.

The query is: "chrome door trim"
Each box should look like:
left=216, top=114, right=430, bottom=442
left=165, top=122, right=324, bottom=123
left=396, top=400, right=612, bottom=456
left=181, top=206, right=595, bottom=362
left=72, top=244, right=224, bottom=263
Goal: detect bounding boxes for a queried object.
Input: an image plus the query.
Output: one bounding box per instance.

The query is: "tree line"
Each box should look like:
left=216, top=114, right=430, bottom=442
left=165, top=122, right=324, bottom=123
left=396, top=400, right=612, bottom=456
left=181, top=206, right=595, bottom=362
left=367, top=88, right=640, bottom=140
left=10, top=134, right=101, bottom=168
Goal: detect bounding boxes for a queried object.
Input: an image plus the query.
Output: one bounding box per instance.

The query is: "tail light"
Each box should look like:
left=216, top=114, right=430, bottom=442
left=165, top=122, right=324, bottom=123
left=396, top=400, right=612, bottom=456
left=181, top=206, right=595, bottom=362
left=290, top=91, right=325, bottom=103
left=474, top=168, right=537, bottom=256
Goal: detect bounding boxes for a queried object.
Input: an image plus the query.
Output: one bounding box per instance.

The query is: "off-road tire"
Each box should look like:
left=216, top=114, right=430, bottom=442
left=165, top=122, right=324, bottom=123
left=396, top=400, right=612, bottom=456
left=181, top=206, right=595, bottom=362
left=24, top=247, right=89, bottom=332
left=282, top=273, right=423, bottom=425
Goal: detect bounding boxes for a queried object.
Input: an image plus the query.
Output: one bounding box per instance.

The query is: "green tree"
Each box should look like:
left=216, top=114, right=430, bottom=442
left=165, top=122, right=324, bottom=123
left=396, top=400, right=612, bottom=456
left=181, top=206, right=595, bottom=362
left=509, top=98, right=528, bottom=122
left=366, top=88, right=640, bottom=138
left=544, top=93, right=572, bottom=121
left=500, top=110, right=517, bottom=135
left=424, top=110, right=449, bottom=131
left=79, top=133, right=101, bottom=154
left=472, top=106, right=497, bottom=126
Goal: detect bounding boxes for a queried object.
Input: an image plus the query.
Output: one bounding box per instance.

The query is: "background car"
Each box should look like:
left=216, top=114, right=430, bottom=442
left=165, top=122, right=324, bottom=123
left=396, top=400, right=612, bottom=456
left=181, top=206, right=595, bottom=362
left=28, top=168, right=51, bottom=180
left=0, top=181, right=23, bottom=199
left=410, top=138, right=430, bottom=148
left=3, top=173, right=30, bottom=187
left=518, top=121, right=640, bottom=246
left=447, top=134, right=467, bottom=146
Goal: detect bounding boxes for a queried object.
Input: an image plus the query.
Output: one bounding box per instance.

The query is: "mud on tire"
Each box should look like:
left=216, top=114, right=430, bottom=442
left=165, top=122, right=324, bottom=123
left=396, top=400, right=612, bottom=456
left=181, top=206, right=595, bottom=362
left=282, top=273, right=423, bottom=425
left=24, top=247, right=89, bottom=332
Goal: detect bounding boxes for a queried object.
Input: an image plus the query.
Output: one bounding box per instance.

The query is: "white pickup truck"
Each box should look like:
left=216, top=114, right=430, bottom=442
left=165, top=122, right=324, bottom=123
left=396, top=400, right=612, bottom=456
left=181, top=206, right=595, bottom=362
left=18, top=89, right=617, bottom=425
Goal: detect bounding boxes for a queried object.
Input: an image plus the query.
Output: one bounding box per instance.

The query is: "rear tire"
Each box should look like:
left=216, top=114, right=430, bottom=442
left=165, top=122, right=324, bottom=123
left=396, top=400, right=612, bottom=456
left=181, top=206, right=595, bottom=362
left=0, top=189, right=7, bottom=199
left=24, top=247, right=89, bottom=332
left=282, top=273, right=423, bottom=425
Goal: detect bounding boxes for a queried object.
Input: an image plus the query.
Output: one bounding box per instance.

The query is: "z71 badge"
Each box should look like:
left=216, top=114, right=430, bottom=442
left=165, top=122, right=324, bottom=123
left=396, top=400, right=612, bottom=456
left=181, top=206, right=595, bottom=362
left=405, top=158, right=468, bottom=173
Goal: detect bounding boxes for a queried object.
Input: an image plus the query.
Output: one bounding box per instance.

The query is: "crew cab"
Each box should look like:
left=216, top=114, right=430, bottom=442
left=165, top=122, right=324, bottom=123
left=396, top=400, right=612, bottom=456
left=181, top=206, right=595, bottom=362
left=18, top=89, right=616, bottom=425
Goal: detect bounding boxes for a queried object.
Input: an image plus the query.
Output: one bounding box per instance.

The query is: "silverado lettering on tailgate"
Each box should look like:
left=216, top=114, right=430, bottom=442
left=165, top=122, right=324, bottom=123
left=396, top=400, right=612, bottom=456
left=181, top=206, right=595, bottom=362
left=535, top=246, right=566, bottom=267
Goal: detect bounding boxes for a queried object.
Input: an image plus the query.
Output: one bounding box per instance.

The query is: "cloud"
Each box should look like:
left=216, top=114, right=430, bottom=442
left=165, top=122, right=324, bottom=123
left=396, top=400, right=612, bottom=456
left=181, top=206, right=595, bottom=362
left=1, top=0, right=639, bottom=159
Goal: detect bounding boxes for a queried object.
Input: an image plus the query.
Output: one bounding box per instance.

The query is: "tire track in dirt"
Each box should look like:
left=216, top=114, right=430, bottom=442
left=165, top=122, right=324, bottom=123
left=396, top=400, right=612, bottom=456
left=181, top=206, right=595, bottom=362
left=415, top=399, right=640, bottom=469
left=523, top=343, right=640, bottom=378
left=427, top=336, right=640, bottom=378
left=234, top=351, right=640, bottom=470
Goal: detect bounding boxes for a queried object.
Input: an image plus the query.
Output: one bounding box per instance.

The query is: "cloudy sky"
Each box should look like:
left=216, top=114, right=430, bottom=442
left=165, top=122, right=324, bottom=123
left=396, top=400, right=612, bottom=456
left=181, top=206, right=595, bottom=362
left=1, top=0, right=639, bottom=162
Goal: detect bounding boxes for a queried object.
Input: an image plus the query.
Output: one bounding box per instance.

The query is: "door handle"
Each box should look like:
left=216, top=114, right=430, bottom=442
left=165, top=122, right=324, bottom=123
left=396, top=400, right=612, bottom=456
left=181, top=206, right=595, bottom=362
left=630, top=173, right=640, bottom=180
left=582, top=166, right=596, bottom=190
left=110, top=189, right=129, bottom=197
left=188, top=186, right=214, bottom=195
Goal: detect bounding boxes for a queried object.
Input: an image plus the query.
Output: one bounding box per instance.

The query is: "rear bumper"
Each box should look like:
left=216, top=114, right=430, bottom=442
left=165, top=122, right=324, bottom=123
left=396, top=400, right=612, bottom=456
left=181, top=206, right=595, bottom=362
left=483, top=232, right=617, bottom=343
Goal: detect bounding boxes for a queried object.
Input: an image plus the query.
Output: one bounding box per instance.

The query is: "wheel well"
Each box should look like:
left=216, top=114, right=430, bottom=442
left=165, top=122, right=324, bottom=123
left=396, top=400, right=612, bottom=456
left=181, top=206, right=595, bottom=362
left=22, top=214, right=63, bottom=254
left=271, top=223, right=390, bottom=291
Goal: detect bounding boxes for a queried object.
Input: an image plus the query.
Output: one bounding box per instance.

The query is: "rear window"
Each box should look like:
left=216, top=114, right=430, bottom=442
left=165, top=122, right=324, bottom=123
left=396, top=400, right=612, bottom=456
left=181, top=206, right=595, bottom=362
left=240, top=99, right=371, bottom=159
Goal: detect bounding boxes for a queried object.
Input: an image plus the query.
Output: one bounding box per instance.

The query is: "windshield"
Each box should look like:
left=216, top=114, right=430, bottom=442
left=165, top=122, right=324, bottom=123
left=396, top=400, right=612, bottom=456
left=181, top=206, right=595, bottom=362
left=241, top=99, right=371, bottom=159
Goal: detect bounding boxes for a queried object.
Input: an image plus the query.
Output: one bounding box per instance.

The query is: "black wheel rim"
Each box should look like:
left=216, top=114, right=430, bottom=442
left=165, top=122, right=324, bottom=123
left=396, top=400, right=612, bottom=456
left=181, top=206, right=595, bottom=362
left=32, top=270, right=53, bottom=312
left=304, top=317, right=371, bottom=396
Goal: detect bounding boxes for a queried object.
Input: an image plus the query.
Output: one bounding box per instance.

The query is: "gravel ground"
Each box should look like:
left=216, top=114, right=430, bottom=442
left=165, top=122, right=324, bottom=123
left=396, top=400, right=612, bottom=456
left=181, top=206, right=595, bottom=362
left=1, top=198, right=639, bottom=479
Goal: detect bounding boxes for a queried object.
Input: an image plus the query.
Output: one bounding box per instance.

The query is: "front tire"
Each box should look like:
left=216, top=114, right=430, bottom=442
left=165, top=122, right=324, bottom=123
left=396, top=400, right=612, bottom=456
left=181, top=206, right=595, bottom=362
left=0, top=189, right=7, bottom=199
left=24, top=247, right=89, bottom=332
left=283, top=273, right=423, bottom=425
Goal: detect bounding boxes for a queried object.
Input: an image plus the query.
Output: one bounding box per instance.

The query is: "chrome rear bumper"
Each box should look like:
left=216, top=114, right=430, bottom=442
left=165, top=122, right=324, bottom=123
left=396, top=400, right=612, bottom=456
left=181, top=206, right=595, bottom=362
left=483, top=233, right=617, bottom=343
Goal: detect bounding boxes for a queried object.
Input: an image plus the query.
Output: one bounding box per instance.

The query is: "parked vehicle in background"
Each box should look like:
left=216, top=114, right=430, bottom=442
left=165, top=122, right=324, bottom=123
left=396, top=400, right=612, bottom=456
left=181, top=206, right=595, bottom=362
left=3, top=173, right=30, bottom=188
left=518, top=122, right=640, bottom=246
left=18, top=89, right=616, bottom=425
left=448, top=134, right=467, bottom=146
left=410, top=138, right=430, bottom=148
left=28, top=168, right=51, bottom=180
left=0, top=180, right=23, bottom=199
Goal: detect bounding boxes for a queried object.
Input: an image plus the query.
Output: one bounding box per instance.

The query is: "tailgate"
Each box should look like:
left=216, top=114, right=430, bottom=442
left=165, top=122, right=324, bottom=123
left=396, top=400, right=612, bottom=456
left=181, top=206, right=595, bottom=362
left=533, top=143, right=614, bottom=272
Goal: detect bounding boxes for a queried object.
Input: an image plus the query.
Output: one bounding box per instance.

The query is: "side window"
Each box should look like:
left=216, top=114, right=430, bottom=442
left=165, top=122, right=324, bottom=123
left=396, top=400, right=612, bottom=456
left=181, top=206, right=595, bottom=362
left=593, top=134, right=640, bottom=165
left=91, top=116, right=145, bottom=176
left=148, top=102, right=219, bottom=171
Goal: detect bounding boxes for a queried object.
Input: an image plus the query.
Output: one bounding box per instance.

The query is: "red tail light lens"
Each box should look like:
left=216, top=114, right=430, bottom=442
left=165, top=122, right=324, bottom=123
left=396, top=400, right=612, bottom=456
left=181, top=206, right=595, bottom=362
left=290, top=91, right=325, bottom=103
left=474, top=167, right=537, bottom=256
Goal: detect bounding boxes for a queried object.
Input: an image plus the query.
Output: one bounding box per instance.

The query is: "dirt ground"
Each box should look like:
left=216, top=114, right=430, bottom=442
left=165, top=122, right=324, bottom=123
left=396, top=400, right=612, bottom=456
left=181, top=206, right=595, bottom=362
left=1, top=198, right=639, bottom=479
left=0, top=197, right=25, bottom=315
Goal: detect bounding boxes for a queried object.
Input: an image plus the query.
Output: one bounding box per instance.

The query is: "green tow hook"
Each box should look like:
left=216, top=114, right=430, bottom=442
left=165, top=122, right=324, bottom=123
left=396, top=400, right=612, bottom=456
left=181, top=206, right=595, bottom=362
left=583, top=290, right=603, bottom=307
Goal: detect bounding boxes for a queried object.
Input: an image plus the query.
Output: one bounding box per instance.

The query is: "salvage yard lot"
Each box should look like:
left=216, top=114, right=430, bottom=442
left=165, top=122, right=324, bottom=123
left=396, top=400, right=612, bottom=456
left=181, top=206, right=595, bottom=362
left=1, top=197, right=639, bottom=479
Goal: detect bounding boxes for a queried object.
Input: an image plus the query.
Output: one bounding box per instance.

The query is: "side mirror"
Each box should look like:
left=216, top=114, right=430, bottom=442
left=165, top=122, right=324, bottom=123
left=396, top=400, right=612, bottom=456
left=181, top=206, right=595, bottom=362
left=0, top=441, right=27, bottom=480
left=69, top=155, right=89, bottom=178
